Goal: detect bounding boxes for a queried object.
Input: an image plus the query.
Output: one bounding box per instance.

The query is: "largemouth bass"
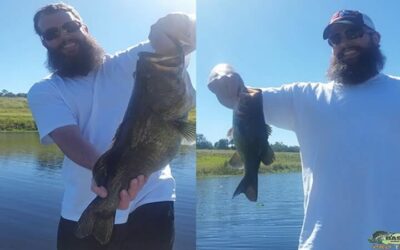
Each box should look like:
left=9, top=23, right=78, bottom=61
left=75, top=45, right=195, bottom=244
left=229, top=87, right=274, bottom=202
left=208, top=63, right=274, bottom=202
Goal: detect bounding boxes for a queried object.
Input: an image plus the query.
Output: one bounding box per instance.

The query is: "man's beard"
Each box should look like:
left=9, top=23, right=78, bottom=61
left=327, top=44, right=386, bottom=85
left=46, top=35, right=104, bottom=77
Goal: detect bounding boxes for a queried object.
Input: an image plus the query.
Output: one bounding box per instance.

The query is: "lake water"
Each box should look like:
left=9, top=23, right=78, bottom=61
left=0, top=133, right=195, bottom=250
left=197, top=172, right=304, bottom=250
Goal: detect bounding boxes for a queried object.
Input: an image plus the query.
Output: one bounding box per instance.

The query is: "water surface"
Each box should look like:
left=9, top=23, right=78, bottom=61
left=197, top=172, right=304, bottom=250
left=0, top=133, right=195, bottom=250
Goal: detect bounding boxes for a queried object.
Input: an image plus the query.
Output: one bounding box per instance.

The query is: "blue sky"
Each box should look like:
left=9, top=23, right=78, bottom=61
left=197, top=0, right=400, bottom=146
left=2, top=1, right=400, bottom=146
left=0, top=0, right=195, bottom=93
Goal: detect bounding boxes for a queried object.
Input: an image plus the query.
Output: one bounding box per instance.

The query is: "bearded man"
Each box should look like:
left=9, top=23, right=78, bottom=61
left=208, top=10, right=400, bottom=250
left=27, top=3, right=195, bottom=250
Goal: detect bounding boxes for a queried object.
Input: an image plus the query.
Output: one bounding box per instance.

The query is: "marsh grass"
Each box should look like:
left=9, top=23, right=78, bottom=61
left=0, top=98, right=195, bottom=132
left=0, top=97, right=37, bottom=131
left=197, top=149, right=301, bottom=177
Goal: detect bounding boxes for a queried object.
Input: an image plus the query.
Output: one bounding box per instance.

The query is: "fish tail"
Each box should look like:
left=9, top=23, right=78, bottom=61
left=75, top=197, right=115, bottom=245
left=75, top=197, right=100, bottom=239
left=233, top=173, right=258, bottom=202
left=93, top=212, right=115, bottom=245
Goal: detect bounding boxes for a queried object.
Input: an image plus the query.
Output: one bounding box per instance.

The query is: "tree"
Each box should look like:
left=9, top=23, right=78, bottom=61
left=0, top=89, right=22, bottom=98
left=271, top=141, right=300, bottom=152
left=214, top=138, right=229, bottom=149
left=0, top=89, right=9, bottom=97
left=196, top=134, right=213, bottom=149
left=4, top=92, right=15, bottom=97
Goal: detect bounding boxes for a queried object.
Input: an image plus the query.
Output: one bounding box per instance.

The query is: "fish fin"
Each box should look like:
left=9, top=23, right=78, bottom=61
left=75, top=197, right=102, bottom=239
left=228, top=151, right=244, bottom=168
left=227, top=128, right=234, bottom=141
left=112, top=118, right=129, bottom=145
left=112, top=123, right=122, bottom=144
left=174, top=120, right=196, bottom=141
left=93, top=211, right=116, bottom=245
left=261, top=146, right=275, bottom=166
left=233, top=174, right=258, bottom=202
left=265, top=124, right=272, bottom=136
left=75, top=196, right=115, bottom=245
left=92, top=153, right=109, bottom=187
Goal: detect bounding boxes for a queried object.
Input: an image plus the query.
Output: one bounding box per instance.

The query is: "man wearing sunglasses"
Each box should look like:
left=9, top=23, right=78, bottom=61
left=28, top=3, right=195, bottom=250
left=208, top=10, right=400, bottom=250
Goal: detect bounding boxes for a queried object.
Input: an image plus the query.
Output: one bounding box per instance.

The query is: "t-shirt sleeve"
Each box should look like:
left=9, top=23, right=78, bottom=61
left=28, top=81, right=77, bottom=144
left=107, top=41, right=154, bottom=77
left=106, top=41, right=191, bottom=80
left=261, top=83, right=297, bottom=131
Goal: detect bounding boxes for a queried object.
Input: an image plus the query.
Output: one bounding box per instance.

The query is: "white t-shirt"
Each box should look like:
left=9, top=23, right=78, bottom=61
left=28, top=41, right=175, bottom=224
left=262, top=73, right=400, bottom=250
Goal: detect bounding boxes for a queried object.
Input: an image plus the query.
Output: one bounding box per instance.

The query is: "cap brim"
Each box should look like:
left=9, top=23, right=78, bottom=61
left=322, top=20, right=359, bottom=39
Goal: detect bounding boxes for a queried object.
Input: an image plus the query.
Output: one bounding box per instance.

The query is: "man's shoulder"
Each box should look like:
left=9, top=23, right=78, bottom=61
left=28, top=74, right=61, bottom=99
left=375, top=74, right=400, bottom=90
left=386, top=74, right=400, bottom=82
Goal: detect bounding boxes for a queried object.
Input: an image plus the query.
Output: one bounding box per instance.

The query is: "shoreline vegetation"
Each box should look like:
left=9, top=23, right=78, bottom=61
left=0, top=96, right=196, bottom=132
left=0, top=97, right=37, bottom=132
left=197, top=149, right=301, bottom=177
left=2, top=96, right=299, bottom=176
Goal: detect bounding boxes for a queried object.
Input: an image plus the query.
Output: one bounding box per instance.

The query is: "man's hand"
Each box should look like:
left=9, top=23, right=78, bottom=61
left=149, top=13, right=196, bottom=55
left=208, top=64, right=246, bottom=109
left=50, top=126, right=148, bottom=210
left=91, top=175, right=148, bottom=210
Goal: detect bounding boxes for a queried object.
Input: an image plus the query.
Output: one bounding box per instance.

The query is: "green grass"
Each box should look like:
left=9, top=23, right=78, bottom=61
left=197, top=149, right=301, bottom=177
left=0, top=97, right=37, bottom=131
left=0, top=97, right=195, bottom=132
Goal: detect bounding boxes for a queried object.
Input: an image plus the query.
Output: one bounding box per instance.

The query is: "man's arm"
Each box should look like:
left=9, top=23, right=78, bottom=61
left=50, top=125, right=100, bottom=170
left=208, top=63, right=297, bottom=130
left=50, top=125, right=146, bottom=209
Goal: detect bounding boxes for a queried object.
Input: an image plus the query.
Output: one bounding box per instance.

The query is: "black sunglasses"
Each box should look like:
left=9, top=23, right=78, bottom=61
left=41, top=21, right=82, bottom=41
left=328, top=28, right=367, bottom=47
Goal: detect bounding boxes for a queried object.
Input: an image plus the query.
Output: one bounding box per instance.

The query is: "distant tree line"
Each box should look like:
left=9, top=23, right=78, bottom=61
left=270, top=141, right=300, bottom=152
left=196, top=134, right=300, bottom=152
left=0, top=89, right=27, bottom=98
left=196, top=134, right=214, bottom=149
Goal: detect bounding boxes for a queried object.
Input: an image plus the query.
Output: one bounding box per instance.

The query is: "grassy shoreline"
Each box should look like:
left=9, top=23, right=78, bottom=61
left=197, top=149, right=301, bottom=177
left=0, top=97, right=195, bottom=132
left=0, top=97, right=37, bottom=131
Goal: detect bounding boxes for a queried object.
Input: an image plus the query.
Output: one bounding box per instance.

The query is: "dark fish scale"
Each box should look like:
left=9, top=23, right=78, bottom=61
left=75, top=46, right=195, bottom=244
left=230, top=88, right=274, bottom=202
